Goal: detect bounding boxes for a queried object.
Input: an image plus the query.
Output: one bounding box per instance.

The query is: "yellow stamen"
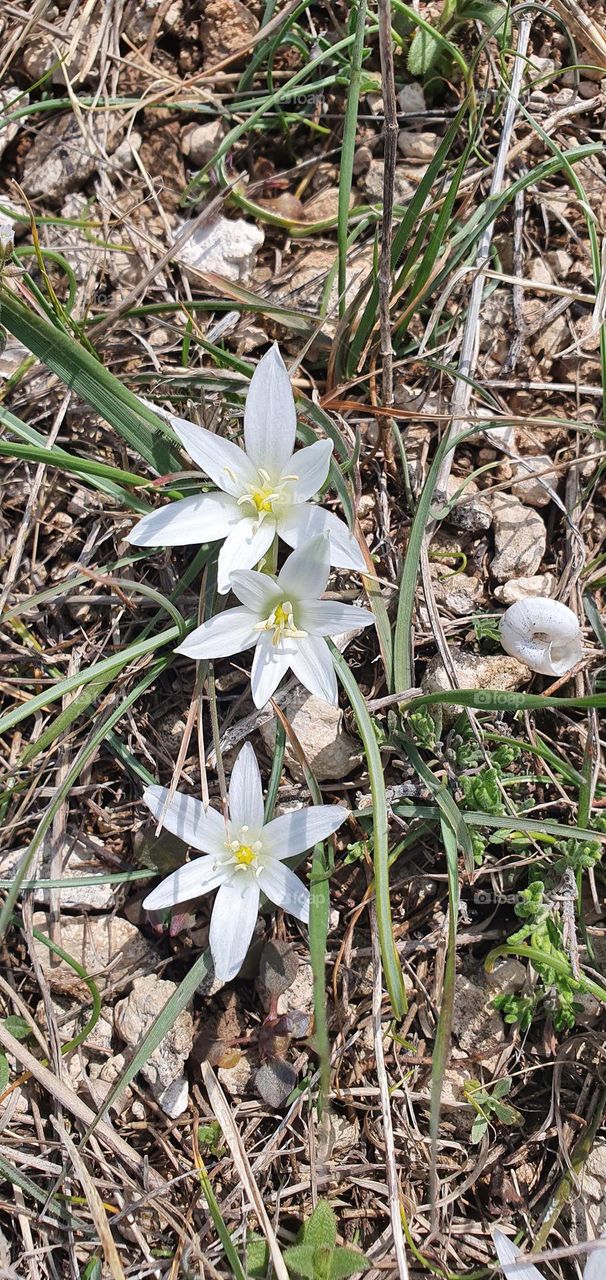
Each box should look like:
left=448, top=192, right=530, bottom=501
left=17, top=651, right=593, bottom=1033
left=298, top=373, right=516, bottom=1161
left=232, top=843, right=256, bottom=866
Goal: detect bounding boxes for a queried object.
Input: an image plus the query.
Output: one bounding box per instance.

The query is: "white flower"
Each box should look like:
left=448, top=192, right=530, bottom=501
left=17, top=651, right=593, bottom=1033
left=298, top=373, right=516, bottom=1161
left=499, top=598, right=583, bottom=677
left=494, top=1228, right=603, bottom=1280
left=175, top=534, right=374, bottom=707
left=142, top=741, right=348, bottom=981
left=127, top=342, right=365, bottom=592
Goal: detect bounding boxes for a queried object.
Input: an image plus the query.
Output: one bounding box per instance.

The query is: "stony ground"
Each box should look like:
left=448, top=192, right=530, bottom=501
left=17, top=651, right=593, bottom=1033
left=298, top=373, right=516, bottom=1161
left=1, top=1, right=606, bottom=1278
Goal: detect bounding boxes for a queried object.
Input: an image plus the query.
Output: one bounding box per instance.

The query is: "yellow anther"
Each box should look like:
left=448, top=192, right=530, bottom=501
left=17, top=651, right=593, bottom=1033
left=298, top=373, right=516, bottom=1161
left=232, top=843, right=256, bottom=866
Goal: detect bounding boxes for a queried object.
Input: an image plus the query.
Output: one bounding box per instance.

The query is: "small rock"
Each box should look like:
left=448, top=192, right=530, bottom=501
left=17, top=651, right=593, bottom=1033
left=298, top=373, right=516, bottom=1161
left=174, top=215, right=264, bottom=284
left=114, top=975, right=194, bottom=1118
left=586, top=1145, right=606, bottom=1180
left=259, top=687, right=360, bottom=782
left=397, top=83, right=426, bottom=115
left=489, top=493, right=546, bottom=581
left=485, top=958, right=527, bottom=994
left=422, top=647, right=530, bottom=723
left=200, top=0, right=259, bottom=64
left=546, top=249, right=573, bottom=277
left=443, top=474, right=492, bottom=533
left=181, top=119, right=223, bottom=167
left=21, top=115, right=101, bottom=200
left=397, top=130, right=437, bottom=162
left=0, top=87, right=27, bottom=160
left=364, top=160, right=415, bottom=206
left=452, top=975, right=506, bottom=1066
left=327, top=1114, right=359, bottom=1156
left=284, top=245, right=373, bottom=338
left=418, top=1067, right=475, bottom=1137
left=432, top=573, right=486, bottom=617
left=511, top=455, right=558, bottom=506
left=37, top=830, right=116, bottom=910
left=108, top=131, right=142, bottom=172
left=493, top=573, right=557, bottom=605
left=352, top=145, right=372, bottom=175
left=303, top=188, right=343, bottom=222
left=87, top=1054, right=133, bottom=1115
left=32, top=913, right=154, bottom=997
left=276, top=960, right=314, bottom=1019
left=532, top=312, right=569, bottom=361
left=218, top=1053, right=253, bottom=1097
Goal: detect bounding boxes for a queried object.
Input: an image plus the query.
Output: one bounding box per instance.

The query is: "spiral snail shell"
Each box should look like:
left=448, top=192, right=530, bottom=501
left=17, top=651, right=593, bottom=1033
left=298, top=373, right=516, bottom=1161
left=499, top=598, right=582, bottom=677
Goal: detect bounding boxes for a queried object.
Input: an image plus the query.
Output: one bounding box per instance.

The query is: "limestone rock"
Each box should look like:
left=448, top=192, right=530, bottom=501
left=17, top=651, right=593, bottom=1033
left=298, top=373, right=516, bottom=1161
left=443, top=474, right=492, bottom=533
left=37, top=830, right=116, bottom=910
left=397, top=83, right=426, bottom=115
left=218, top=1054, right=254, bottom=1097
left=32, top=913, right=154, bottom=997
left=259, top=687, right=360, bottom=782
left=432, top=572, right=486, bottom=617
left=397, top=130, right=438, bottom=162
left=493, top=573, right=557, bottom=605
left=511, top=454, right=558, bottom=506
left=364, top=160, right=415, bottom=206
left=21, top=115, right=101, bottom=200
left=175, top=215, right=264, bottom=284
left=489, top=493, right=546, bottom=581
left=423, top=646, right=529, bottom=698
left=181, top=119, right=223, bottom=167
left=200, top=0, right=259, bottom=65
left=114, top=975, right=194, bottom=1118
left=452, top=975, right=506, bottom=1067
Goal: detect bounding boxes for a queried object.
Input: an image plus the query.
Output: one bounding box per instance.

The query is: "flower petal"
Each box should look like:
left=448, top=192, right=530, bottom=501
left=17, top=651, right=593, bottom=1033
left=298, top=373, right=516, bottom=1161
left=257, top=860, right=309, bottom=923
left=244, top=343, right=296, bottom=474
left=278, top=504, right=366, bottom=572
left=288, top=634, right=338, bottom=704
left=288, top=440, right=333, bottom=502
left=277, top=534, right=331, bottom=601
left=128, top=491, right=240, bottom=548
left=229, top=567, right=280, bottom=614
left=585, top=1242, right=606, bottom=1280
left=169, top=414, right=256, bottom=496
left=262, top=804, right=348, bottom=860
left=492, top=1231, right=543, bottom=1280
left=228, top=741, right=264, bottom=837
left=209, top=876, right=260, bottom=981
left=250, top=631, right=295, bottom=707
left=175, top=608, right=258, bottom=659
left=143, top=784, right=227, bottom=855
left=217, top=516, right=276, bottom=594
left=143, top=856, right=227, bottom=910
left=298, top=600, right=375, bottom=636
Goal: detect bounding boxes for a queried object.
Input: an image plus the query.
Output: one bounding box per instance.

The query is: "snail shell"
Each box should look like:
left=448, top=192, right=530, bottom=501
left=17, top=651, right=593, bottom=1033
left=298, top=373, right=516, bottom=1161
left=499, top=598, right=582, bottom=677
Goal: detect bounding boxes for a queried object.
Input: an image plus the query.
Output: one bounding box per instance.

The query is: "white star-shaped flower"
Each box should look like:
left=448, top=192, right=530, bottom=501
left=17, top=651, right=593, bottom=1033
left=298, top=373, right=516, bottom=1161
left=142, top=742, right=348, bottom=981
left=175, top=534, right=374, bottom=707
left=127, top=342, right=365, bottom=592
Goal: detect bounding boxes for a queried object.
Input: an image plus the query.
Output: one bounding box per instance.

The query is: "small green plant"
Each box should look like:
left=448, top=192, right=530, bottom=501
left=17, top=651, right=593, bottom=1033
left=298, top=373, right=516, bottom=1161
left=406, top=705, right=442, bottom=751
left=407, top=0, right=510, bottom=80
left=463, top=1076, right=523, bottom=1144
left=492, top=882, right=582, bottom=1031
left=246, top=1203, right=368, bottom=1280
left=284, top=1201, right=368, bottom=1280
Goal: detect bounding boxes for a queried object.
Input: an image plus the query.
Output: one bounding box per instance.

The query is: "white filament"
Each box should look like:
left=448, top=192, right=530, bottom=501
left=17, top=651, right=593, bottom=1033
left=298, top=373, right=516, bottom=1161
left=499, top=598, right=582, bottom=677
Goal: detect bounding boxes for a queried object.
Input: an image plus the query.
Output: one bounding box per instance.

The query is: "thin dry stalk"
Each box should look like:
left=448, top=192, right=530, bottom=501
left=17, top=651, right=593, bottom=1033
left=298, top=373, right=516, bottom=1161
left=377, top=0, right=398, bottom=477
left=431, top=17, right=532, bottom=505
left=370, top=905, right=409, bottom=1280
